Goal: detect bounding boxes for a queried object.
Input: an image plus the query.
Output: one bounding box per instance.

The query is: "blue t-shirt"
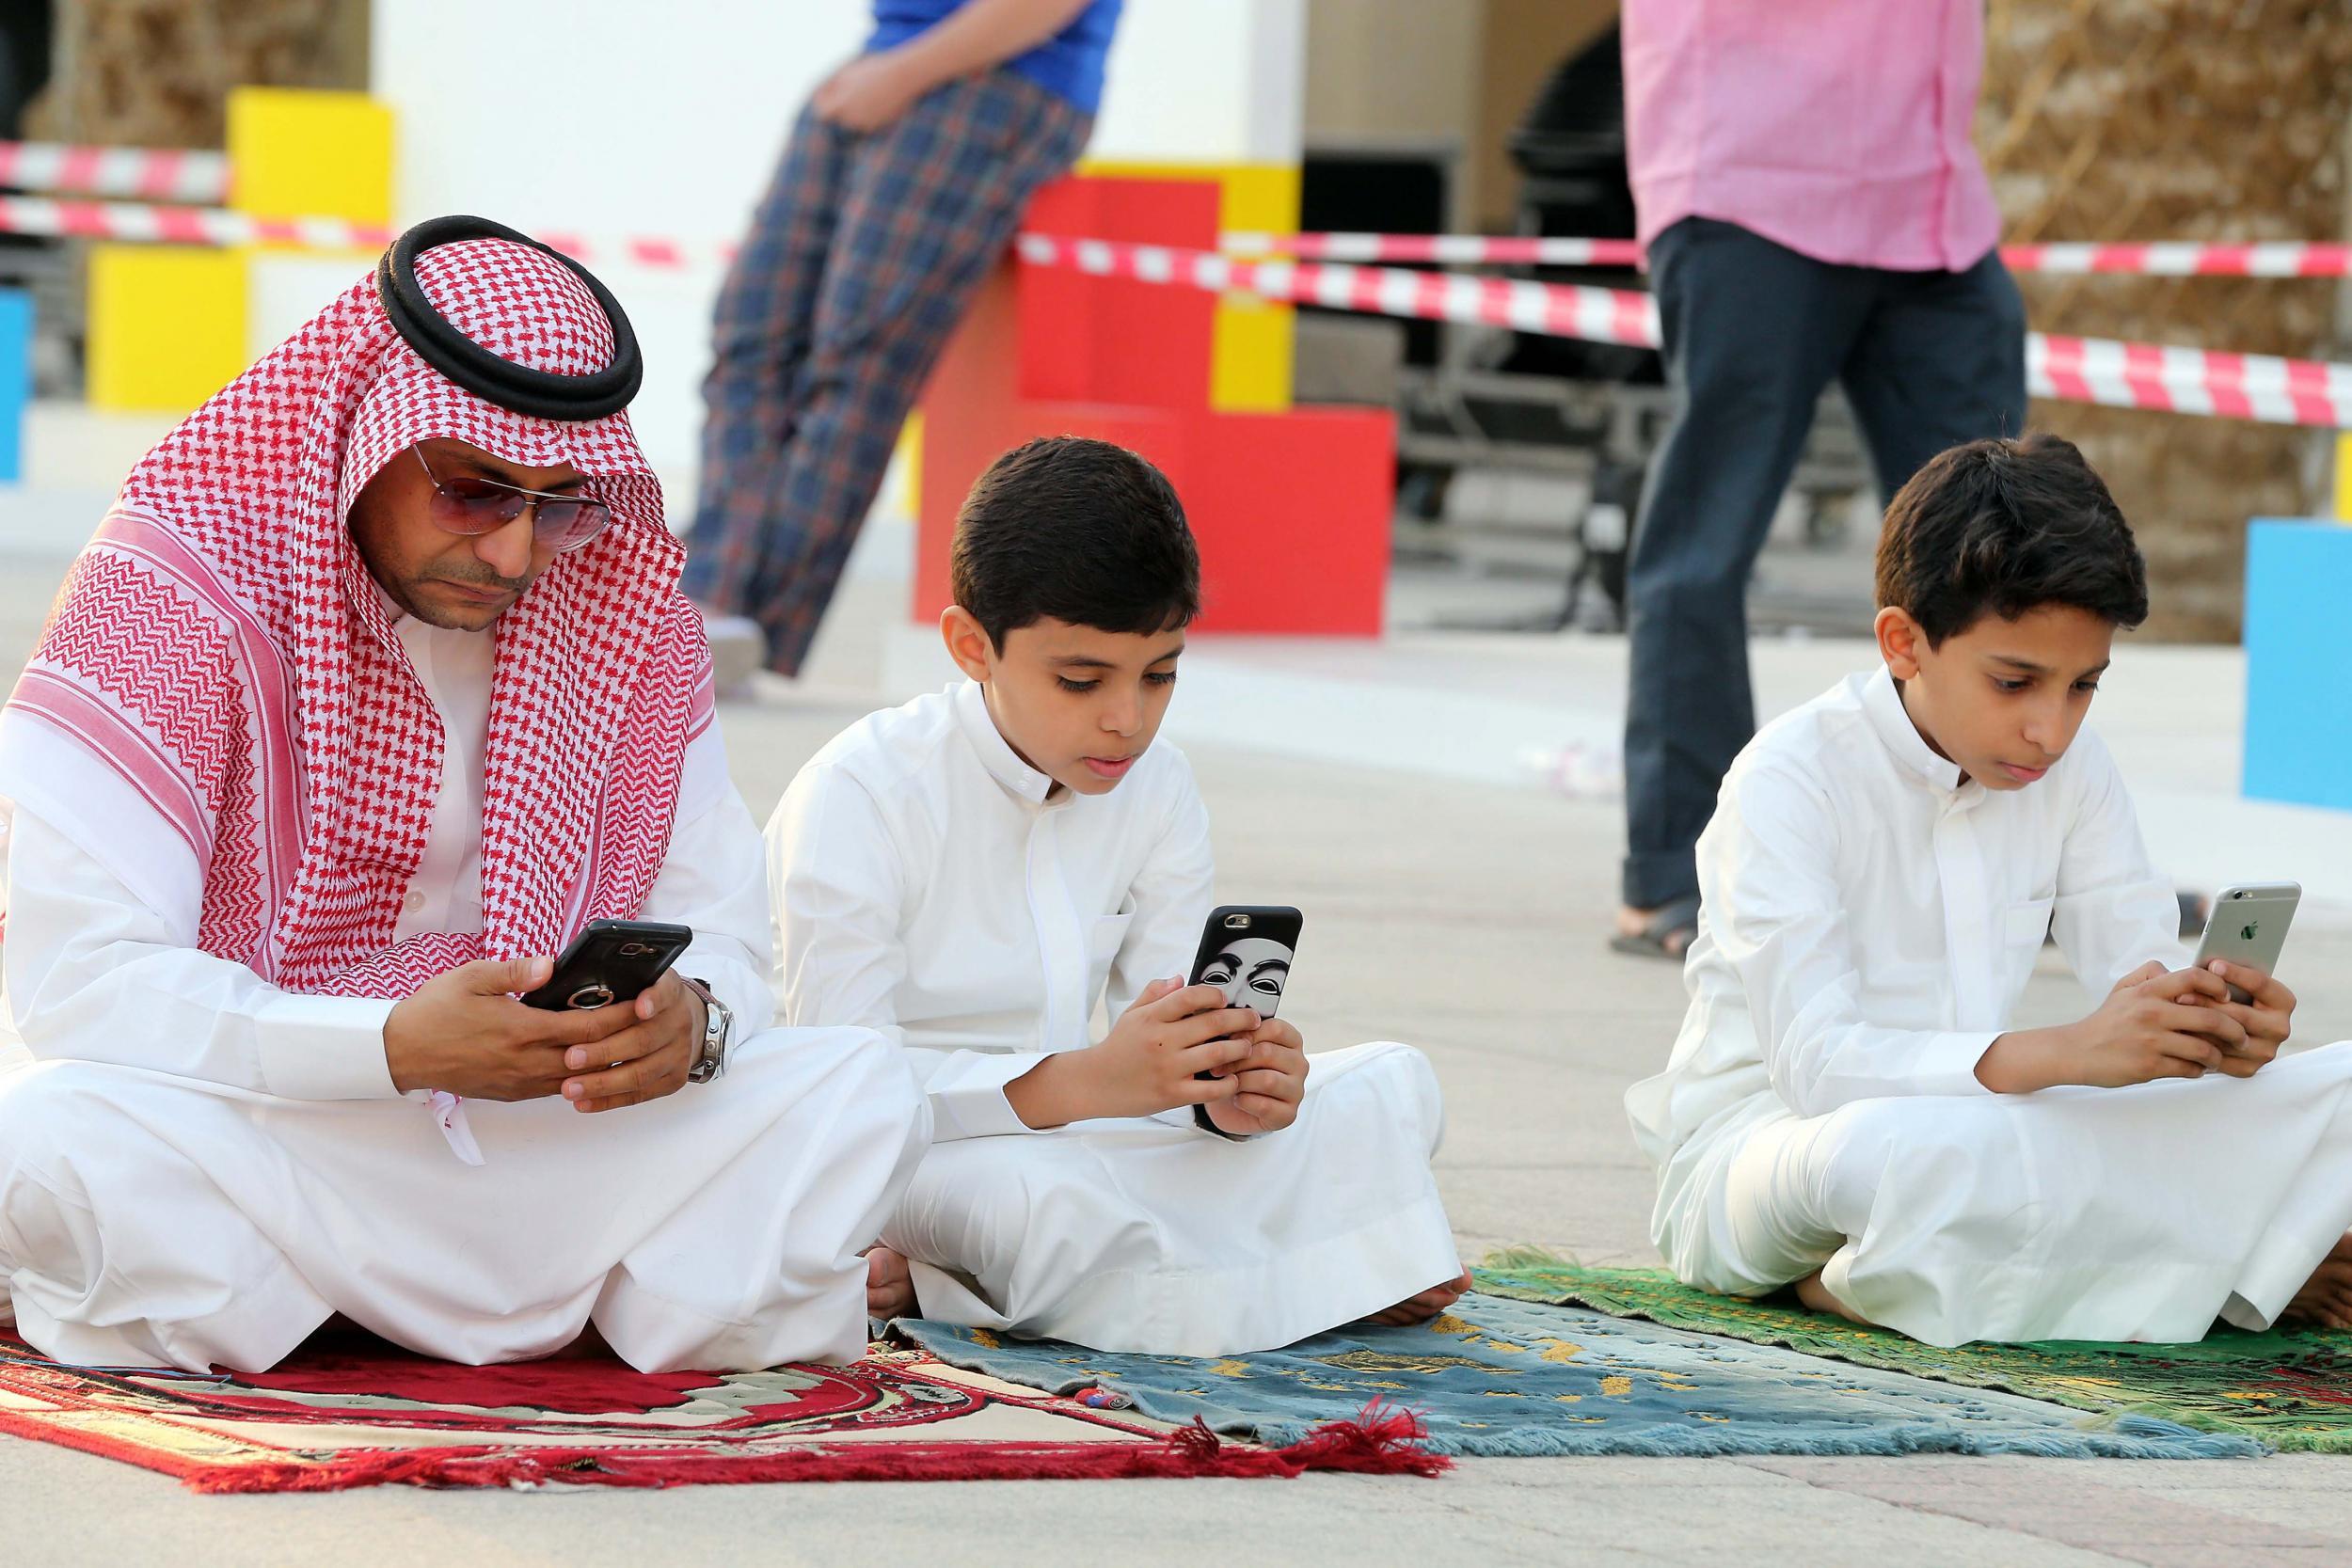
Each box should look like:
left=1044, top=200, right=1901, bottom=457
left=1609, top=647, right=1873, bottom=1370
left=868, top=0, right=1122, bottom=117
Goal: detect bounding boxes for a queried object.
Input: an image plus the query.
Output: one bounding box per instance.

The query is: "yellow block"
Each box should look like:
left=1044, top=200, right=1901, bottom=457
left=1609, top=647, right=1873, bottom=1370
left=1075, top=159, right=1301, bottom=414
left=87, top=245, right=248, bottom=413
left=2336, top=431, right=2352, bottom=522
left=227, top=87, right=394, bottom=226
left=896, top=410, right=924, bottom=515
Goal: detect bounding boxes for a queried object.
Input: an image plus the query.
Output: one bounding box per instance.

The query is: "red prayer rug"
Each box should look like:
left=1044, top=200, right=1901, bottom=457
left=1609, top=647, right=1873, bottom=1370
left=0, top=1331, right=1440, bottom=1494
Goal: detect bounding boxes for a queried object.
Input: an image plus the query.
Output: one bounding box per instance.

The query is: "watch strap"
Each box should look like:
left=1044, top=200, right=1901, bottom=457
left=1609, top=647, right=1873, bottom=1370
left=679, top=975, right=730, bottom=1083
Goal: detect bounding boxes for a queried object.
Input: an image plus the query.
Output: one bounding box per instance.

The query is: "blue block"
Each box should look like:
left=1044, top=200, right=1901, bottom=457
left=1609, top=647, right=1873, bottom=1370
left=2244, top=518, right=2352, bottom=811
left=0, top=288, right=27, bottom=483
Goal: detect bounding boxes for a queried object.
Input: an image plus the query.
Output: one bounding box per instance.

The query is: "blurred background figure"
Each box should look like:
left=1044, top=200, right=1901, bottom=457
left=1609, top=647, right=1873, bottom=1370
left=1611, top=0, right=2028, bottom=959
left=683, top=0, right=1122, bottom=689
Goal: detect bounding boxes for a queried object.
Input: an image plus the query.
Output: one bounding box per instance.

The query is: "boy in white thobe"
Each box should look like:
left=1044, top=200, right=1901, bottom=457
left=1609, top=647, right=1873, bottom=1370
left=768, top=436, right=1468, bottom=1355
left=0, top=221, right=926, bottom=1374
left=1628, top=435, right=2352, bottom=1346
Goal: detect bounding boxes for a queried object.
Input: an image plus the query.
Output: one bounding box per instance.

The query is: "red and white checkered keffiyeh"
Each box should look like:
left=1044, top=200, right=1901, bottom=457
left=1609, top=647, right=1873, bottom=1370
left=6, top=236, right=713, bottom=1001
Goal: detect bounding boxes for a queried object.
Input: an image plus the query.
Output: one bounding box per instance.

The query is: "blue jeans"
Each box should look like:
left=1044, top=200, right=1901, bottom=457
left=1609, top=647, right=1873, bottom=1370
left=1620, top=217, right=2028, bottom=910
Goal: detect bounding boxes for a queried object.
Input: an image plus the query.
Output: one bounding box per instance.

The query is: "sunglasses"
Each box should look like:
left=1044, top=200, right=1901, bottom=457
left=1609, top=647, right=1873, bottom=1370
left=414, top=447, right=613, bottom=554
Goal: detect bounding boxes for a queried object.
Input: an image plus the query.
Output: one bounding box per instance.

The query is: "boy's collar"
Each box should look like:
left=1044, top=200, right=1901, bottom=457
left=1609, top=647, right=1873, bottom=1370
left=952, top=678, right=1059, bottom=806
left=1861, top=666, right=1968, bottom=793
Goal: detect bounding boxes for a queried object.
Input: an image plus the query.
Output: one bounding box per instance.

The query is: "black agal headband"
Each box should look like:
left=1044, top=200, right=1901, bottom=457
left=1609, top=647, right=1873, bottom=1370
left=375, top=215, right=644, bottom=422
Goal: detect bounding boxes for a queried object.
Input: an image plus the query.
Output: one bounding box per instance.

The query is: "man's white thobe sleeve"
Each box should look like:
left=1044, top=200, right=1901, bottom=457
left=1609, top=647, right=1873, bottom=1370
left=2049, top=728, right=2190, bottom=998
left=635, top=722, right=775, bottom=1035
left=766, top=764, right=1043, bottom=1140
left=1704, top=762, right=1995, bottom=1117
left=0, top=800, right=399, bottom=1099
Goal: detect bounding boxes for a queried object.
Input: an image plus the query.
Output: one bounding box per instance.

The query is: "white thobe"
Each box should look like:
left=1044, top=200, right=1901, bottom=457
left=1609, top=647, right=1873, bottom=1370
left=1627, top=666, right=2352, bottom=1345
left=766, top=680, right=1458, bottom=1354
left=0, top=614, right=928, bottom=1374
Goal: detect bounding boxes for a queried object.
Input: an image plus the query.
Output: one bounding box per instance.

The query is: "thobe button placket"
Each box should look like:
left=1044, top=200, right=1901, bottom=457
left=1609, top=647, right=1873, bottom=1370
left=1934, top=791, right=1997, bottom=1031
left=401, top=890, right=424, bottom=915
left=1023, top=808, right=1089, bottom=1055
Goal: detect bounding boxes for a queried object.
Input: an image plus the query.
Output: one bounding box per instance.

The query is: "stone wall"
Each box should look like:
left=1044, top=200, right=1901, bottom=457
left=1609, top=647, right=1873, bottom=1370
left=1981, top=0, right=2352, bottom=640
left=30, top=0, right=367, bottom=147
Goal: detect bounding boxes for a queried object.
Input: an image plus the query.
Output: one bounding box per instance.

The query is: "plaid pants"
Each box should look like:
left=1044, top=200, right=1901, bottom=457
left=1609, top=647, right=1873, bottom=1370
left=683, top=71, right=1090, bottom=675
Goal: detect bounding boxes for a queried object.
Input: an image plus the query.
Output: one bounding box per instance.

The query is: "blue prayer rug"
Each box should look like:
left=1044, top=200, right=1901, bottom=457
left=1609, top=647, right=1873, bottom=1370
left=894, top=1292, right=2263, bottom=1459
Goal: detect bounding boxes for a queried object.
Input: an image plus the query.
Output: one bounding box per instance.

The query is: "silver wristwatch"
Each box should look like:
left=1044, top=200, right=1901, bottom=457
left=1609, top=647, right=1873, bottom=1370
left=680, top=976, right=732, bottom=1084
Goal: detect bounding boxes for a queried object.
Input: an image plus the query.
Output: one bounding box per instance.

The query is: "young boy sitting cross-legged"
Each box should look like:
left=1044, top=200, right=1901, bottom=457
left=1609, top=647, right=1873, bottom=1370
left=766, top=436, right=1470, bottom=1354
left=1628, top=433, right=2352, bottom=1346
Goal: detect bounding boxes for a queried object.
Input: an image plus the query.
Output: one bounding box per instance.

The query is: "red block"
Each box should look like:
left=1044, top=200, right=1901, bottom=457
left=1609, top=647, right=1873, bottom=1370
left=914, top=175, right=1396, bottom=639
left=1017, top=177, right=1218, bottom=411
left=1177, top=405, right=1394, bottom=636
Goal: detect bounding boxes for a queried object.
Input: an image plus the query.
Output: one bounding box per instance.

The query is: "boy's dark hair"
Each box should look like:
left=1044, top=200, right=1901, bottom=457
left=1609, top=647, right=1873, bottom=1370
left=950, top=436, right=1200, bottom=648
left=1876, top=434, right=2150, bottom=644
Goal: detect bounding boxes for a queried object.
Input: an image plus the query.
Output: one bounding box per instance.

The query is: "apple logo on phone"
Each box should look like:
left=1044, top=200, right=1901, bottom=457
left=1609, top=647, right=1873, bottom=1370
left=2242, top=923, right=2258, bottom=942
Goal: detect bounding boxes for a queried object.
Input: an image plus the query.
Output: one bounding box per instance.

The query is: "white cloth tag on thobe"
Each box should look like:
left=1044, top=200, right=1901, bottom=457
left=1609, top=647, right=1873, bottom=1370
left=428, top=1090, right=486, bottom=1166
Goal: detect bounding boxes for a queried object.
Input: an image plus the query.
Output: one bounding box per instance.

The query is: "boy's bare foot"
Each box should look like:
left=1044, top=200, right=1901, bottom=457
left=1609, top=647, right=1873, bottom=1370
left=866, top=1245, right=917, bottom=1320
left=2284, top=1233, right=2352, bottom=1330
left=1794, top=1270, right=1873, bottom=1325
left=1359, top=1266, right=1474, bottom=1328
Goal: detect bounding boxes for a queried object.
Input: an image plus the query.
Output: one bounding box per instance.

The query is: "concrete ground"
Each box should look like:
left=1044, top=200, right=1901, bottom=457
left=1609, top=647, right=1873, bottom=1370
left=6, top=462, right=2352, bottom=1562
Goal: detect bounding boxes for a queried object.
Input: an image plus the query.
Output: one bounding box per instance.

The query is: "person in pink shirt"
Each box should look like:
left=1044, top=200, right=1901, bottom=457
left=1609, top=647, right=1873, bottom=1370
left=1611, top=0, right=2027, bottom=958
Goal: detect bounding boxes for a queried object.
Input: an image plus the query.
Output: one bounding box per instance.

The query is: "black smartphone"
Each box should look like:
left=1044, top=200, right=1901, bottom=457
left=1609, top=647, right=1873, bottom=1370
left=520, top=919, right=693, bottom=1011
left=1186, top=906, right=1303, bottom=1134
left=1186, top=905, right=1304, bottom=1019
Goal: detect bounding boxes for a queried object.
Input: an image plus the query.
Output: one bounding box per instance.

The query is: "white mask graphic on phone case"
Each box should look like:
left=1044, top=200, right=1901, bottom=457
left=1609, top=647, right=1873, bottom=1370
left=1199, top=936, right=1293, bottom=1013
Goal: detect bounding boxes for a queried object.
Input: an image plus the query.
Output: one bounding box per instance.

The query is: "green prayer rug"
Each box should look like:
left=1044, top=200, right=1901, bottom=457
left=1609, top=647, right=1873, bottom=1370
left=1474, top=1258, right=2352, bottom=1453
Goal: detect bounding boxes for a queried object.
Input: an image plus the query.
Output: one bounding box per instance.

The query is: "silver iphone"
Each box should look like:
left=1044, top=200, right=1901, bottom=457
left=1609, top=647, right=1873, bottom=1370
left=2190, top=881, right=2299, bottom=1003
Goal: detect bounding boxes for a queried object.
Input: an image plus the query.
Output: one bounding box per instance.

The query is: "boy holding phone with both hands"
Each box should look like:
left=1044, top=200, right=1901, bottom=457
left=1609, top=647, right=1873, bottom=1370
left=1629, top=434, right=2352, bottom=1346
left=764, top=436, right=1469, bottom=1355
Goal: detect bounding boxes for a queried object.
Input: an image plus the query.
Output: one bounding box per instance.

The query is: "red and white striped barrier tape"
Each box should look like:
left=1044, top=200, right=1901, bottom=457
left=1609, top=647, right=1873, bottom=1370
left=1225, top=231, right=1645, bottom=268
left=0, top=197, right=746, bottom=271
left=1227, top=230, right=2352, bottom=279
left=0, top=196, right=392, bottom=249
left=1018, top=232, right=1662, bottom=349
left=0, top=140, right=230, bottom=202
left=532, top=227, right=740, bottom=272
left=1018, top=233, right=2352, bottom=429
left=1, top=182, right=2339, bottom=426
left=2003, top=242, right=2352, bottom=277
left=2031, top=336, right=2352, bottom=427
left=6, top=178, right=2345, bottom=286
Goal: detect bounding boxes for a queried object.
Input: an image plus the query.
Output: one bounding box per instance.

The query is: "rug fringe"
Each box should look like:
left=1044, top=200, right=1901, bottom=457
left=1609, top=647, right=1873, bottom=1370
left=1263, top=1399, right=1451, bottom=1478
left=1361, top=1416, right=2265, bottom=1461
left=182, top=1402, right=1449, bottom=1493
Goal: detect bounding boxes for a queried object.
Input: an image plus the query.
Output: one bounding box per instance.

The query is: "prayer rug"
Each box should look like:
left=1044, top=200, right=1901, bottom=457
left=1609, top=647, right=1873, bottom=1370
left=1476, top=1259, right=2352, bottom=1454
left=0, top=1331, right=1441, bottom=1494
left=896, top=1291, right=2257, bottom=1459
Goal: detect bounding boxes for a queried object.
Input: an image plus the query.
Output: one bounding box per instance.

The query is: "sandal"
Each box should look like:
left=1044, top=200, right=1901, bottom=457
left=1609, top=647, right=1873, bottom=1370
left=1611, top=894, right=1702, bottom=960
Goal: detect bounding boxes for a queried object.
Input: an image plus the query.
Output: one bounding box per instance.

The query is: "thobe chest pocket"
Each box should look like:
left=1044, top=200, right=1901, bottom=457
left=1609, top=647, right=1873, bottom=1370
left=1999, top=896, right=2057, bottom=995
left=2002, top=896, right=2056, bottom=947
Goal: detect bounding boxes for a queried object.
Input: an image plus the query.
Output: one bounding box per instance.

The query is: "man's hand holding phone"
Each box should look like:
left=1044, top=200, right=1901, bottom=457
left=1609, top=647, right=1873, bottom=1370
left=386, top=956, right=643, bottom=1101
left=1006, top=979, right=1261, bottom=1130
left=558, top=970, right=708, bottom=1114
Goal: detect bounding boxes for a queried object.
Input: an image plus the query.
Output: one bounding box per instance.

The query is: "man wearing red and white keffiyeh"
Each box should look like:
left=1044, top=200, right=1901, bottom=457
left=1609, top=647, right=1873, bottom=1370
left=0, top=221, right=927, bottom=1375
